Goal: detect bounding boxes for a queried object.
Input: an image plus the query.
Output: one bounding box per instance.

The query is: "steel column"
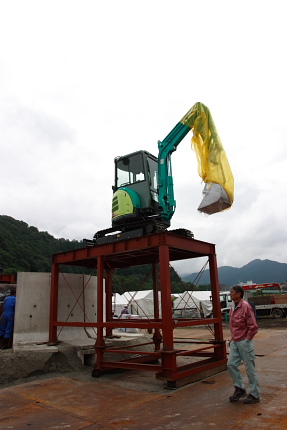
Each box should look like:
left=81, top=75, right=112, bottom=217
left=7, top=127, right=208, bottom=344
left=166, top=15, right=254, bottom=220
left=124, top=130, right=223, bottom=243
left=159, top=244, right=177, bottom=378
left=95, top=255, right=106, bottom=372
left=159, top=244, right=174, bottom=350
left=49, top=262, right=59, bottom=345
left=105, top=267, right=113, bottom=337
left=209, top=253, right=226, bottom=360
left=152, top=263, right=162, bottom=349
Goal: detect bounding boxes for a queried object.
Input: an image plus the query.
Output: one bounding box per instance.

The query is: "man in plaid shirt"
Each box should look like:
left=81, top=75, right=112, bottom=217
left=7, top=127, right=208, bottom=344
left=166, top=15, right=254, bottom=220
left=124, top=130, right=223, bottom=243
left=227, top=285, right=260, bottom=404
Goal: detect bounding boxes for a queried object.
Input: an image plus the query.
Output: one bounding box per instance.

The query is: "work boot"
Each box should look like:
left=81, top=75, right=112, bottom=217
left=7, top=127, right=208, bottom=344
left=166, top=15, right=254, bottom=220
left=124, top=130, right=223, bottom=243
left=243, top=394, right=260, bottom=404
left=229, top=386, right=247, bottom=402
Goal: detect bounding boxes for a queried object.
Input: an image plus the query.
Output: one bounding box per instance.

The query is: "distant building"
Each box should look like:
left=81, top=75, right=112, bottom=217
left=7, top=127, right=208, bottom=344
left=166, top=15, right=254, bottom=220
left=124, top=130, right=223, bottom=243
left=220, top=284, right=229, bottom=292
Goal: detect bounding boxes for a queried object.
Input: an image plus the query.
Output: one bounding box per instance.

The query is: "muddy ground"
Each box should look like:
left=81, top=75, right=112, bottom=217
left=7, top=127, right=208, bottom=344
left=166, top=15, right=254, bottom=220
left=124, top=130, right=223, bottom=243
left=1, top=316, right=286, bottom=390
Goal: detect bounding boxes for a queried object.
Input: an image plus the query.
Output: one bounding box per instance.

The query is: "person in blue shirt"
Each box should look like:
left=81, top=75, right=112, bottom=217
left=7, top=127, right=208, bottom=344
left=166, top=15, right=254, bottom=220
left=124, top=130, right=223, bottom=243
left=0, top=286, right=16, bottom=349
left=121, top=305, right=129, bottom=316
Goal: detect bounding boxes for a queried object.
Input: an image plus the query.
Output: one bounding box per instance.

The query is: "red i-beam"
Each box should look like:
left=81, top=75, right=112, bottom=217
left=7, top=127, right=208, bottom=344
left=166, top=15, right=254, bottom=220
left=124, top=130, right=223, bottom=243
left=49, top=232, right=226, bottom=387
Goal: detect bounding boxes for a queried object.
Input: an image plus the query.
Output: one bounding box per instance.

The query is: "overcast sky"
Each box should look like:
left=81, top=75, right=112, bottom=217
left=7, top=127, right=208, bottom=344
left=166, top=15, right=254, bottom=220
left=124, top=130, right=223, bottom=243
left=0, top=1, right=286, bottom=277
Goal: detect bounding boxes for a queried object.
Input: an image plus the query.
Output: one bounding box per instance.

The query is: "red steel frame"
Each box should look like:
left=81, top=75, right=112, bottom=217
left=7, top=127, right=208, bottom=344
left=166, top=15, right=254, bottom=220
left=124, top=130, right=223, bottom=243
left=49, top=232, right=226, bottom=387
left=0, top=274, right=15, bottom=284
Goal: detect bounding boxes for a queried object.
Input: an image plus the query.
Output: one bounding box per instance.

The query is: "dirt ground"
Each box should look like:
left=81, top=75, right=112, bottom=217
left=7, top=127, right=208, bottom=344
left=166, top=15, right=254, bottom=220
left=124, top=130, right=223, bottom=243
left=1, top=316, right=286, bottom=391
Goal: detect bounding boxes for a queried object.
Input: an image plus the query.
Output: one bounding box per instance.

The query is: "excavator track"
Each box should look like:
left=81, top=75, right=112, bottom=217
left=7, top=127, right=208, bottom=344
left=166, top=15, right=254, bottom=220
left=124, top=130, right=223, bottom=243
left=93, top=219, right=166, bottom=245
left=83, top=221, right=193, bottom=247
left=168, top=228, right=194, bottom=239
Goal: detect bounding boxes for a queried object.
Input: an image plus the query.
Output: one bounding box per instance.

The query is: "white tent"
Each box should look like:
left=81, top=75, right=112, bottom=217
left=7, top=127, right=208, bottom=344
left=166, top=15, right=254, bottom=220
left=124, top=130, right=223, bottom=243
left=124, top=290, right=161, bottom=318
left=113, top=293, right=129, bottom=317
left=123, top=290, right=153, bottom=302
left=115, top=290, right=213, bottom=320
left=173, top=291, right=212, bottom=318
left=113, top=290, right=156, bottom=318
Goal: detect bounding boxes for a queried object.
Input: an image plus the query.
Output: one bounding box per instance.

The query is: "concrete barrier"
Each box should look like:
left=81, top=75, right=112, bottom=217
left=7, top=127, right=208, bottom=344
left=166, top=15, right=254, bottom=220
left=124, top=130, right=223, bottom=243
left=13, top=272, right=101, bottom=349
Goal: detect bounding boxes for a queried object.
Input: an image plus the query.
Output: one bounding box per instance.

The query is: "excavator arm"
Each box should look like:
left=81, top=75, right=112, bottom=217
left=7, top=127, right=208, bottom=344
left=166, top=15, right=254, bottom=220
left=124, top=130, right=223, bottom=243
left=157, top=102, right=234, bottom=222
left=157, top=122, right=190, bottom=221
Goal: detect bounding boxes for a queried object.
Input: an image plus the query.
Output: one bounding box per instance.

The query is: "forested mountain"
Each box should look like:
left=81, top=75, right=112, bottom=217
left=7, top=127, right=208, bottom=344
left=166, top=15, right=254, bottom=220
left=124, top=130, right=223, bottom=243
left=0, top=215, right=83, bottom=273
left=183, top=259, right=287, bottom=287
left=0, top=215, right=192, bottom=293
left=4, top=215, right=284, bottom=292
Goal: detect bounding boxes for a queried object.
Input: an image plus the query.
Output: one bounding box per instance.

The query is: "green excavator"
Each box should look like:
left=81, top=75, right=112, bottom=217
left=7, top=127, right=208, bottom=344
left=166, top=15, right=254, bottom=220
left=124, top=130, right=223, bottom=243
left=87, top=102, right=234, bottom=245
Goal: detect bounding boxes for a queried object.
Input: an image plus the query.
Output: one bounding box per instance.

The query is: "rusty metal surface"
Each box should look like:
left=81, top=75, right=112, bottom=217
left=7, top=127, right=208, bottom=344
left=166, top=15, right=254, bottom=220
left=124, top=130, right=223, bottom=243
left=0, top=373, right=285, bottom=430
left=0, top=378, right=162, bottom=430
left=252, top=332, right=287, bottom=356
left=52, top=232, right=216, bottom=269
left=1, top=327, right=287, bottom=429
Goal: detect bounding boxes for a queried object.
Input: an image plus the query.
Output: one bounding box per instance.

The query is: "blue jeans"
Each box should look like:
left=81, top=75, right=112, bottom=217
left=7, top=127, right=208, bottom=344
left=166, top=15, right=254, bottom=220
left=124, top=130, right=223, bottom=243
left=227, top=338, right=260, bottom=398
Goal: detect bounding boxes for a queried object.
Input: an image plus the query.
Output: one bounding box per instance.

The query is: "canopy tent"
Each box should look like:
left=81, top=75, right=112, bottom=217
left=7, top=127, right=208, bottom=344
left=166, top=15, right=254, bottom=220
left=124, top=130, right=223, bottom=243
left=114, top=290, right=212, bottom=320
left=129, top=290, right=157, bottom=318
left=113, top=293, right=129, bottom=317
left=123, top=290, right=153, bottom=302
left=121, top=290, right=162, bottom=319
left=173, top=291, right=212, bottom=318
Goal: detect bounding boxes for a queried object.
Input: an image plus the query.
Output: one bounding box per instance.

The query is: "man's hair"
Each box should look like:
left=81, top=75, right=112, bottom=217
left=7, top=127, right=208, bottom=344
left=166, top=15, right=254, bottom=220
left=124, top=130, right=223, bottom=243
left=9, top=286, right=16, bottom=295
left=231, top=285, right=244, bottom=298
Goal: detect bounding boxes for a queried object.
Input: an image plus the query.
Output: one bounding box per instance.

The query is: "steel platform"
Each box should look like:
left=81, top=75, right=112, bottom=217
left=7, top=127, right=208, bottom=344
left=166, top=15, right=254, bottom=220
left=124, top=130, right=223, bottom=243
left=49, top=231, right=226, bottom=386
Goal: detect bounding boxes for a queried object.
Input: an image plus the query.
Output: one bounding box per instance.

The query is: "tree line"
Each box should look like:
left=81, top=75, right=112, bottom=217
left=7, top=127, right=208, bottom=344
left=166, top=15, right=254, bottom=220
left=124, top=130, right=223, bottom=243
left=0, top=215, right=210, bottom=293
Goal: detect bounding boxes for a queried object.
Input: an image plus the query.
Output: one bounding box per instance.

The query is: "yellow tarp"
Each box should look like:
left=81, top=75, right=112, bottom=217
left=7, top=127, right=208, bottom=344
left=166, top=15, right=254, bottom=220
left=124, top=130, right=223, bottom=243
left=180, top=102, right=234, bottom=205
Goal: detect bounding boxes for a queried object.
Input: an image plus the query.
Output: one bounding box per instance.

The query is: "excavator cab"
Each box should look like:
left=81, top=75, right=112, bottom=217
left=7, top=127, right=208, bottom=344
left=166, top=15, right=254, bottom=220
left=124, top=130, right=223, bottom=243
left=112, top=150, right=160, bottom=229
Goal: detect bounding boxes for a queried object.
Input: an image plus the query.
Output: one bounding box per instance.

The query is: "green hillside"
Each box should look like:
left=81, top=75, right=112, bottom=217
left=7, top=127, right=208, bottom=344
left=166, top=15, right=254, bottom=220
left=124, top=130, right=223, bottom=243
left=0, top=215, right=83, bottom=273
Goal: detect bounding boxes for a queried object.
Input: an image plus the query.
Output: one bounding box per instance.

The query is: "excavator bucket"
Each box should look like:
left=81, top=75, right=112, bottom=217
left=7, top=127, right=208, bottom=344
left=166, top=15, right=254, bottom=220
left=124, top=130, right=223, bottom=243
left=198, top=183, right=232, bottom=215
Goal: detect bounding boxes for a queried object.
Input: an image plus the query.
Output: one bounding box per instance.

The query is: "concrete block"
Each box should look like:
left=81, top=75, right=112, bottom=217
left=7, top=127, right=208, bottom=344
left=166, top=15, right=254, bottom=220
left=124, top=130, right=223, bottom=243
left=13, top=272, right=102, bottom=349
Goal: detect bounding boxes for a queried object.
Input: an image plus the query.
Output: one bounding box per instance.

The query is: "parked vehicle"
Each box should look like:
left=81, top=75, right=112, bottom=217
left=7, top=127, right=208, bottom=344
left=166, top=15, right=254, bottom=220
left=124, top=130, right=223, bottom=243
left=220, top=283, right=287, bottom=319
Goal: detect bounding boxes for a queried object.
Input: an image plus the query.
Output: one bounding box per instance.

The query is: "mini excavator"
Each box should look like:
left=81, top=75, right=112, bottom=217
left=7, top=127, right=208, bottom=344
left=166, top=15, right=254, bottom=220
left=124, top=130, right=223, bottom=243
left=85, top=102, right=234, bottom=245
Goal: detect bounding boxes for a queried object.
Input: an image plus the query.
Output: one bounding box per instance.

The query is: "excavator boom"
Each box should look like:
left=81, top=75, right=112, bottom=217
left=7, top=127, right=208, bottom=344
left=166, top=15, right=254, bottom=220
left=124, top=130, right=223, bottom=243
left=157, top=102, right=233, bottom=221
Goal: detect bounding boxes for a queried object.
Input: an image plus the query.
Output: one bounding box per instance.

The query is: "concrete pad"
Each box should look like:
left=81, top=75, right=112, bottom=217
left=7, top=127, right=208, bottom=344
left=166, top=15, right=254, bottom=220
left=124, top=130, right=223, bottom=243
left=13, top=344, right=58, bottom=353
left=113, top=330, right=143, bottom=337
left=62, top=339, right=96, bottom=348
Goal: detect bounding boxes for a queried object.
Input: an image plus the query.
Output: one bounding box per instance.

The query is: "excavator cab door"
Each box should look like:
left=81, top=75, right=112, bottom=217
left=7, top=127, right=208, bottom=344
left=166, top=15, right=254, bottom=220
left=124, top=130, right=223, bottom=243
left=112, top=151, right=159, bottom=227
left=115, top=151, right=158, bottom=207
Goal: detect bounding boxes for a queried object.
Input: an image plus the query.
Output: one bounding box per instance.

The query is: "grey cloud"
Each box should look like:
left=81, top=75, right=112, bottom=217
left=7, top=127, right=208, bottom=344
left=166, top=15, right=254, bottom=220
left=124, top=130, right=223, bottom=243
left=2, top=102, right=76, bottom=148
